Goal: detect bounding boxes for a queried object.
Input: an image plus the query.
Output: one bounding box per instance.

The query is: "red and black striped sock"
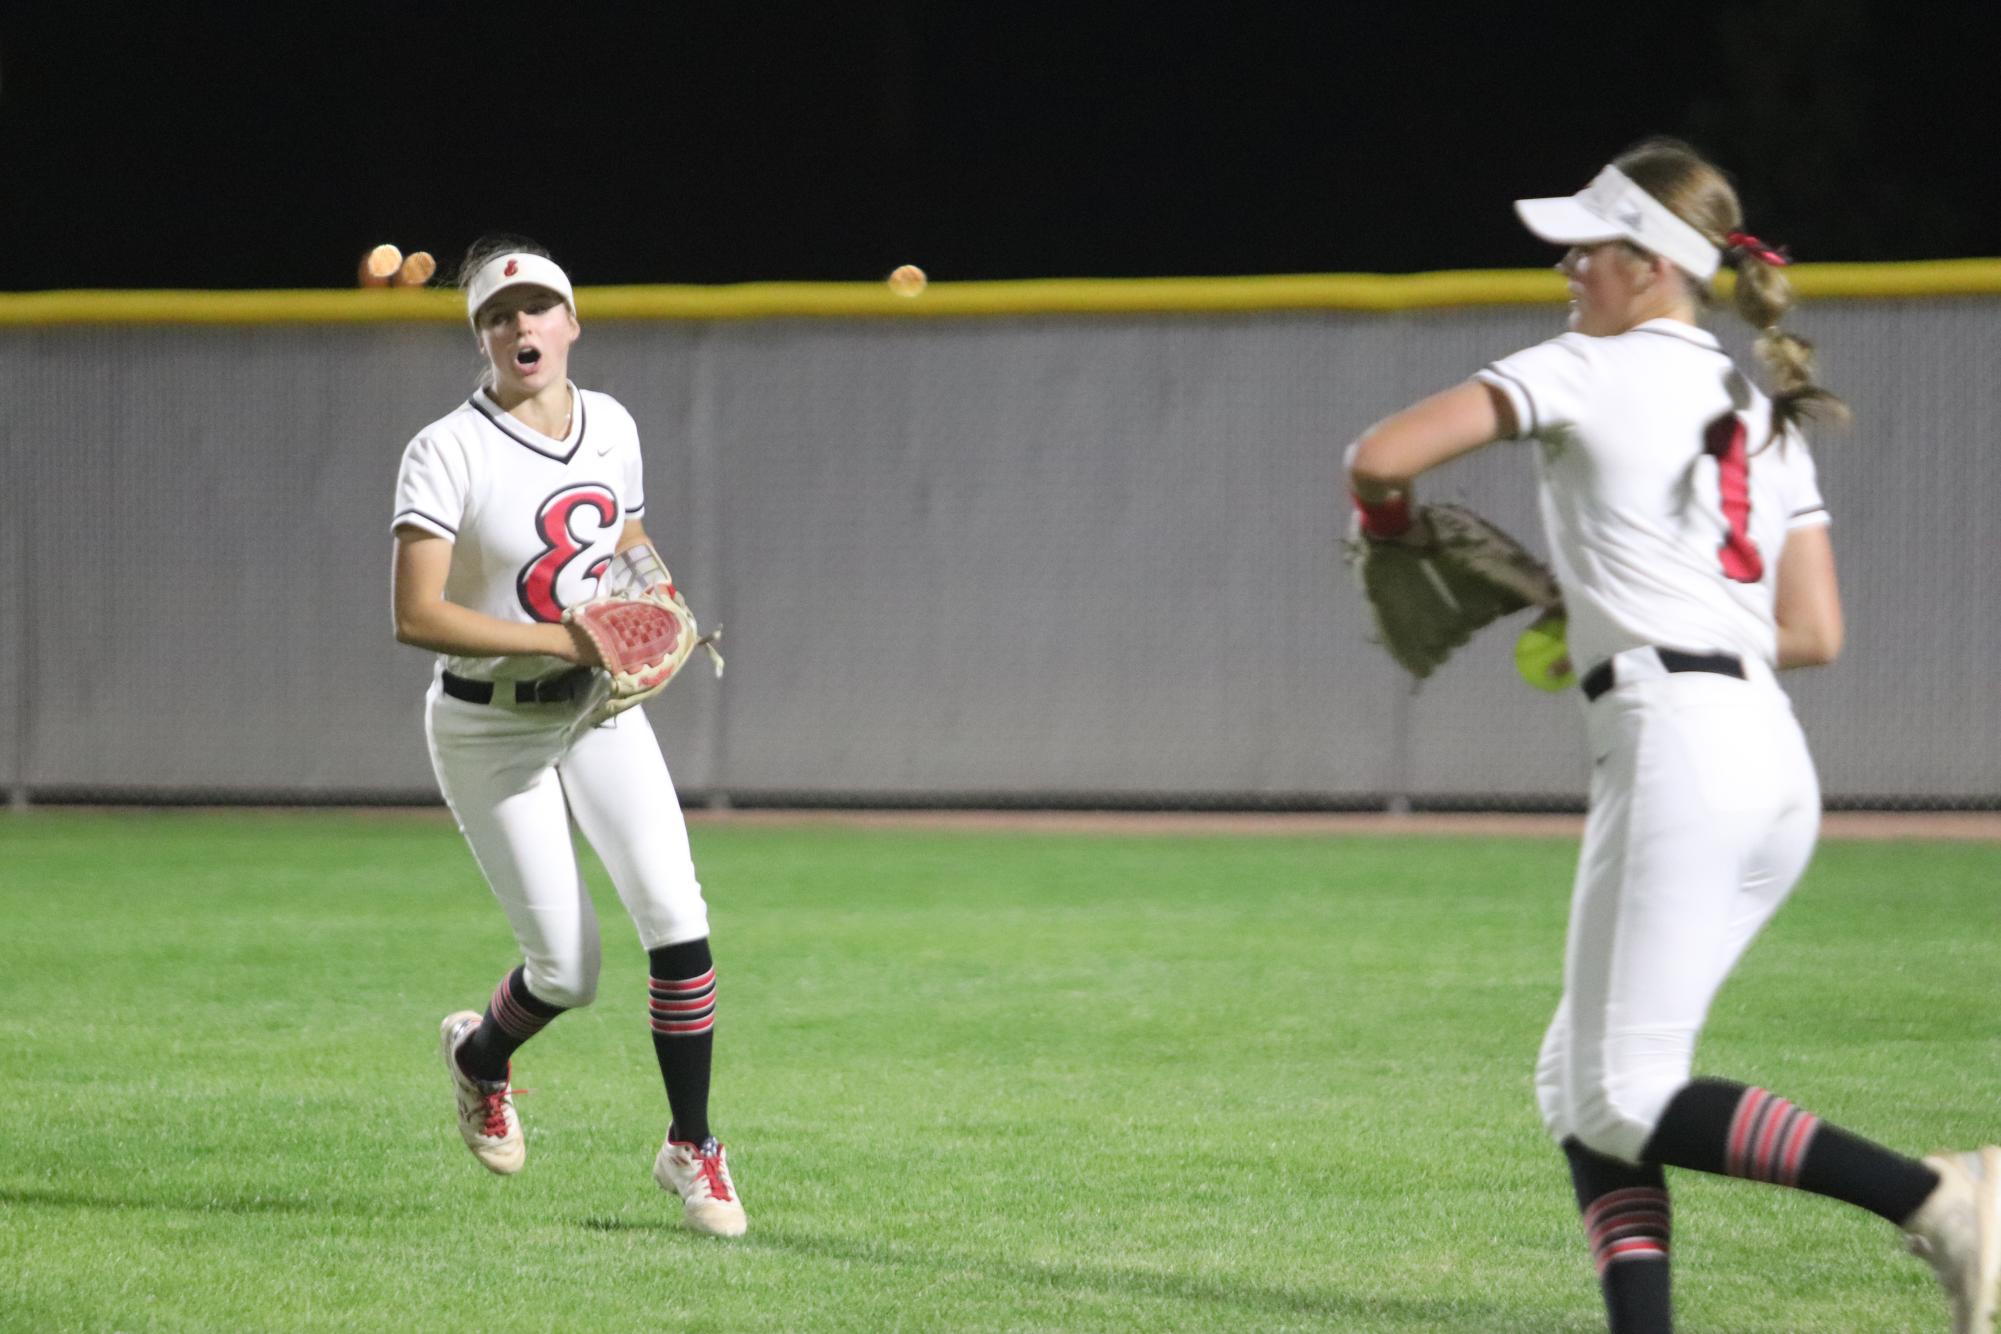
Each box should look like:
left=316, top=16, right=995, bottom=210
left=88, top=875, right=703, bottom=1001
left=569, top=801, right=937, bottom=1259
left=457, top=966, right=564, bottom=1083
left=648, top=938, right=716, bottom=1146
left=1641, top=1078, right=1939, bottom=1224
left=1564, top=1139, right=1672, bottom=1334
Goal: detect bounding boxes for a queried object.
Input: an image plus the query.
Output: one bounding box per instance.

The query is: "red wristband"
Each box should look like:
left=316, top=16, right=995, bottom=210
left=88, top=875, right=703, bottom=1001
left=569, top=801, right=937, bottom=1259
left=1351, top=490, right=1413, bottom=540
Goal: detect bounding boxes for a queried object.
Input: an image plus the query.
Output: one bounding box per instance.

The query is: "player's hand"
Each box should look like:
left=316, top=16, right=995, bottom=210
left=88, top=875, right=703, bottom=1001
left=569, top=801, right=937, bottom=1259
left=556, top=621, right=604, bottom=667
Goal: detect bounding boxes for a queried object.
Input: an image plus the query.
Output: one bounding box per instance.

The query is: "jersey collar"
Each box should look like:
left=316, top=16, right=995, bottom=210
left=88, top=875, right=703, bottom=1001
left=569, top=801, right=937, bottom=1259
left=1625, top=318, right=1721, bottom=351
left=470, top=383, right=588, bottom=463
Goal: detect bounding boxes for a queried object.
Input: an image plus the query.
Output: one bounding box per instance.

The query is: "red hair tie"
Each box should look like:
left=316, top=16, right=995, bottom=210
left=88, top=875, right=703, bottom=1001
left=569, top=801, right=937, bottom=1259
left=1725, top=231, right=1792, bottom=267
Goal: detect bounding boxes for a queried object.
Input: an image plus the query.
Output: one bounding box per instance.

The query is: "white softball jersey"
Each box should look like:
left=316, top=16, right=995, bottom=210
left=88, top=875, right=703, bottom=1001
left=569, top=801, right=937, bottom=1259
left=1476, top=319, right=1829, bottom=677
left=398, top=385, right=709, bottom=981
left=393, top=385, right=647, bottom=681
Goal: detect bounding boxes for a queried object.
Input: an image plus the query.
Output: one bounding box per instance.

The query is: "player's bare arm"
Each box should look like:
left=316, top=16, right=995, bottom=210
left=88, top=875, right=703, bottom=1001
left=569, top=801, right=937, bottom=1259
left=391, top=527, right=601, bottom=665
left=1345, top=379, right=1515, bottom=501
left=1772, top=524, right=1842, bottom=668
left=1341, top=377, right=1555, bottom=678
left=615, top=518, right=651, bottom=553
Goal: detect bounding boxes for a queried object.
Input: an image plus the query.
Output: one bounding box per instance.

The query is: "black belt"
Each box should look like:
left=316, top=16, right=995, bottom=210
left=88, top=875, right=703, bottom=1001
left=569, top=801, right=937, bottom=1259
left=1581, top=649, right=1745, bottom=702
left=441, top=667, right=594, bottom=705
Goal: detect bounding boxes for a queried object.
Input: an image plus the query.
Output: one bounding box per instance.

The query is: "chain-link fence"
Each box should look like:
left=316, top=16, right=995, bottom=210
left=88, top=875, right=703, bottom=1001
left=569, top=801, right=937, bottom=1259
left=4, top=290, right=1995, bottom=810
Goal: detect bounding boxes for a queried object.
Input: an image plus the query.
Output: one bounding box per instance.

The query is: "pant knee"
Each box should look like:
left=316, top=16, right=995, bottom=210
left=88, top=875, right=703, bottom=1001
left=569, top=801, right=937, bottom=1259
left=1547, top=1019, right=1693, bottom=1160
left=523, top=960, right=599, bottom=1010
left=1536, top=1063, right=1570, bottom=1142
left=1534, top=1010, right=1571, bottom=1140
left=1537, top=1083, right=1569, bottom=1142
left=1570, top=1076, right=1680, bottom=1165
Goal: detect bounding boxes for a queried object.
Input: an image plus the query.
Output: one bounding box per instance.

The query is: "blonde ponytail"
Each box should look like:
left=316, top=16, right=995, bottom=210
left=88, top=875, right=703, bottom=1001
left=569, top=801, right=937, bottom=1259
left=1727, top=242, right=1849, bottom=436
left=1613, top=137, right=1847, bottom=442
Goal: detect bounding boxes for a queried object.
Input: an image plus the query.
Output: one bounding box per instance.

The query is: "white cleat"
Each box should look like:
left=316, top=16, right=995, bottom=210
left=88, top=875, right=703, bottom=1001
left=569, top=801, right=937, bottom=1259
left=438, top=1011, right=524, bottom=1176
left=1906, top=1146, right=2001, bottom=1334
left=653, top=1135, right=748, bottom=1237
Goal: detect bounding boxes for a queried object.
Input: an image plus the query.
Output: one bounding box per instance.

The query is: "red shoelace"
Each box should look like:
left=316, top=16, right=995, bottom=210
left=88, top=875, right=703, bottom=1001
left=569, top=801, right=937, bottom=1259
left=476, top=1086, right=530, bottom=1139
left=694, top=1148, right=733, bottom=1202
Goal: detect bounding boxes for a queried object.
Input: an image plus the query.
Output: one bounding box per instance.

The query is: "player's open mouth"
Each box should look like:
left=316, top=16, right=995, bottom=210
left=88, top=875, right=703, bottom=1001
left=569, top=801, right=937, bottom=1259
left=516, top=348, right=542, bottom=368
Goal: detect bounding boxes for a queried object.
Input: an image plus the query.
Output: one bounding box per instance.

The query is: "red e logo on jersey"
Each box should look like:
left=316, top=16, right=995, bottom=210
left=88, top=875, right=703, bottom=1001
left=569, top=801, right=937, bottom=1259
left=517, top=485, right=618, bottom=622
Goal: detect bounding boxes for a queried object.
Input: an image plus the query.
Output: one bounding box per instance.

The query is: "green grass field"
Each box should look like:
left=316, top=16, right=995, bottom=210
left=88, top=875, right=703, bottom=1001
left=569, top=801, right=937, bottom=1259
left=1, top=811, right=1995, bottom=1333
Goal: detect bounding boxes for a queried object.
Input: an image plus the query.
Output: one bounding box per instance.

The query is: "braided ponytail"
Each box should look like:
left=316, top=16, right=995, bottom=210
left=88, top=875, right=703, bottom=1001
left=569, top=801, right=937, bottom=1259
left=1726, top=243, right=1849, bottom=435
left=1613, top=138, right=1847, bottom=443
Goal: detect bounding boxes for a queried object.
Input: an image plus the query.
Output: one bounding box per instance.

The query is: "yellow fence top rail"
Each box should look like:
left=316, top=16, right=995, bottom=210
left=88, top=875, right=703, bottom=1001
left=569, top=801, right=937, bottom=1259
left=4, top=259, right=1999, bottom=326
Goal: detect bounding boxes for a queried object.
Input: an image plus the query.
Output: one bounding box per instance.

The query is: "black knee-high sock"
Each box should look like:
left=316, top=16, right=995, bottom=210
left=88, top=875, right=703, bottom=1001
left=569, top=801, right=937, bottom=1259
left=458, top=965, right=564, bottom=1084
left=1564, top=1138, right=1673, bottom=1334
left=648, top=938, right=716, bottom=1145
left=1640, top=1078, right=1940, bottom=1224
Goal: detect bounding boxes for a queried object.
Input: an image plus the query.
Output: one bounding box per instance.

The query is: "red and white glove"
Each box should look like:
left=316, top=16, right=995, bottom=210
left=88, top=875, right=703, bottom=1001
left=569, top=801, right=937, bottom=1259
left=562, top=575, right=724, bottom=733
left=564, top=586, right=695, bottom=698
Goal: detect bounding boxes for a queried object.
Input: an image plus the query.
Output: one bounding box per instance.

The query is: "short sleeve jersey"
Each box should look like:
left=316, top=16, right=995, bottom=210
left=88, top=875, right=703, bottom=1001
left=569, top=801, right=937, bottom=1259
left=392, top=384, right=647, bottom=682
left=1474, top=319, right=1829, bottom=674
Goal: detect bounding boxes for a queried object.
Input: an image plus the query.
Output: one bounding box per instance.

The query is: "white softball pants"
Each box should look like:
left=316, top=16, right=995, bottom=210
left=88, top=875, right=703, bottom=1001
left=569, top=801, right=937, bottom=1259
left=424, top=682, right=710, bottom=1010
left=1536, top=648, right=1820, bottom=1164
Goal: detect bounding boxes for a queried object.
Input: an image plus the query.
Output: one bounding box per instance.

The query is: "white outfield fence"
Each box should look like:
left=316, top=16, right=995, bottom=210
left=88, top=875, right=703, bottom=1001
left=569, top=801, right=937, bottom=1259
left=2, top=266, right=1997, bottom=810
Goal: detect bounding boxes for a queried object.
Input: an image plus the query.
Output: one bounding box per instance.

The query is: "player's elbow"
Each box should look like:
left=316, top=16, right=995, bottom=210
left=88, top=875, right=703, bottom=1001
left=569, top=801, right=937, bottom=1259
left=393, top=604, right=438, bottom=648
left=1345, top=432, right=1413, bottom=493
left=1778, top=616, right=1843, bottom=669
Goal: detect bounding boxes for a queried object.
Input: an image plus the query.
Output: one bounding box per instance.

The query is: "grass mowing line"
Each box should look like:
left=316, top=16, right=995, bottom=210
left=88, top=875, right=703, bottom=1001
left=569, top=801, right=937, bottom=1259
left=0, top=812, right=1990, bottom=1332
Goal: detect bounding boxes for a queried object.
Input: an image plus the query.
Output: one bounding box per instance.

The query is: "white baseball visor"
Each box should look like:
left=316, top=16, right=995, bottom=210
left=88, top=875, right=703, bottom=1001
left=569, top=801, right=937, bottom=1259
left=1514, top=165, right=1721, bottom=281
left=465, top=252, right=577, bottom=324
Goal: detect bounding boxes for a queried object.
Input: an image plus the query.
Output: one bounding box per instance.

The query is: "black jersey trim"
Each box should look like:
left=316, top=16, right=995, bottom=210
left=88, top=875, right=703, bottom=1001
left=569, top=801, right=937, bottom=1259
left=393, top=507, right=459, bottom=537
left=1482, top=365, right=1539, bottom=437
left=469, top=388, right=588, bottom=463
left=1789, top=504, right=1829, bottom=521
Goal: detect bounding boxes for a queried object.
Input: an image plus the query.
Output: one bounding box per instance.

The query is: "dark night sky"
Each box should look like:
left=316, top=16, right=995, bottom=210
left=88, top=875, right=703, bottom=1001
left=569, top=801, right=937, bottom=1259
left=2, top=1, right=1995, bottom=292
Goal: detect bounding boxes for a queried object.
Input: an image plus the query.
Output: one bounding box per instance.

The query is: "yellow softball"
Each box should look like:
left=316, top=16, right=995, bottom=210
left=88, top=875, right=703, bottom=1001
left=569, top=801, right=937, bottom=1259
left=1515, top=613, right=1576, bottom=692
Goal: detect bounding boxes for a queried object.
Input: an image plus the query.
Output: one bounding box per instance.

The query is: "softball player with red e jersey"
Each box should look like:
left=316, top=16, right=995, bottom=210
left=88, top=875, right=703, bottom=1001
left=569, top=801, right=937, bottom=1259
left=1347, top=140, right=1998, bottom=1332
left=391, top=239, right=745, bottom=1237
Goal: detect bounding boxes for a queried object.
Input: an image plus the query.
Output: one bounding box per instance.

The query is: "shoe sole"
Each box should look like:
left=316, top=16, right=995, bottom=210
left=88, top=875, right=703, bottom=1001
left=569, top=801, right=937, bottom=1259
left=653, top=1149, right=747, bottom=1237
left=440, top=1011, right=524, bottom=1176
left=683, top=1209, right=748, bottom=1239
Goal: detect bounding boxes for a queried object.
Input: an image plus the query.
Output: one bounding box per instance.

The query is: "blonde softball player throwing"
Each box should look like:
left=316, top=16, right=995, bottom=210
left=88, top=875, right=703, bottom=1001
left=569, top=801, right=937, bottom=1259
left=390, top=238, right=745, bottom=1236
left=1346, top=140, right=1997, bottom=1332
